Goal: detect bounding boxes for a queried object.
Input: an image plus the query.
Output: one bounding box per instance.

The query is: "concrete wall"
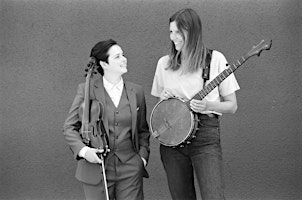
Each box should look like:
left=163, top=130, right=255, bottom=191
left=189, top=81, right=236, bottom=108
left=1, top=0, right=301, bottom=199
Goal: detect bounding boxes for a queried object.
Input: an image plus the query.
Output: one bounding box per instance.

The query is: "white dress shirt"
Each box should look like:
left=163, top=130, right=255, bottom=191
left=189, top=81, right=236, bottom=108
left=79, top=77, right=147, bottom=166
left=103, top=76, right=124, bottom=107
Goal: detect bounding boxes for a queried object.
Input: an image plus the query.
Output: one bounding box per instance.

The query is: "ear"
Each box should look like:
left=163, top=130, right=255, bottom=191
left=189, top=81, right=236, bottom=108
left=100, top=60, right=109, bottom=69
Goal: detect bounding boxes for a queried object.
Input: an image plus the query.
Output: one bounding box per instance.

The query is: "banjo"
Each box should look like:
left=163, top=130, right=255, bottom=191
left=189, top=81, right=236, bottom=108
left=150, top=40, right=272, bottom=147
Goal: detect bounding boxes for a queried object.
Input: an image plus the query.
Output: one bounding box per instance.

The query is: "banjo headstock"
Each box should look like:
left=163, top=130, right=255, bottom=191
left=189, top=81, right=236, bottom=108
left=247, top=40, right=272, bottom=58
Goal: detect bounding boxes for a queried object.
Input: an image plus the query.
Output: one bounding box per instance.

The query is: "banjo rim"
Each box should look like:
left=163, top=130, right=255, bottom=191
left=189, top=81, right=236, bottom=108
left=150, top=98, right=196, bottom=146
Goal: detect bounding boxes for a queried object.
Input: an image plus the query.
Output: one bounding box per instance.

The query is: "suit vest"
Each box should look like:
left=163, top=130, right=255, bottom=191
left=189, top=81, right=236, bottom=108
left=104, top=86, right=135, bottom=163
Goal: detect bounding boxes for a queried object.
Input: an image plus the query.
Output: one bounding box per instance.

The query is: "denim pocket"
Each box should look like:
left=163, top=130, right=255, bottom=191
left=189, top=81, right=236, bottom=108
left=194, top=118, right=221, bottom=147
left=198, top=115, right=219, bottom=128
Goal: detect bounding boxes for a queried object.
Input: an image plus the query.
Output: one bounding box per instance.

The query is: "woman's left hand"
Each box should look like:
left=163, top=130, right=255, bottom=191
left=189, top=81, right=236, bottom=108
left=190, top=99, right=208, bottom=113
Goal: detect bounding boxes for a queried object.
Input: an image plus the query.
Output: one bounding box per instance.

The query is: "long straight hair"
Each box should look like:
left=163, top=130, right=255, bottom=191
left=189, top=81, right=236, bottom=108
left=167, top=8, right=207, bottom=73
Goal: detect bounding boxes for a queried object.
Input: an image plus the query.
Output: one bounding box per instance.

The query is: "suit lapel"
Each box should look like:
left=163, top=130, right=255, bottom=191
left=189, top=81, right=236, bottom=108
left=125, top=82, right=137, bottom=137
left=93, top=78, right=109, bottom=135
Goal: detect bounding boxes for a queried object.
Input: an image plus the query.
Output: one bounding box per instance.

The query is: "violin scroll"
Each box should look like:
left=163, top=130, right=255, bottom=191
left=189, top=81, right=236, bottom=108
left=84, top=57, right=98, bottom=77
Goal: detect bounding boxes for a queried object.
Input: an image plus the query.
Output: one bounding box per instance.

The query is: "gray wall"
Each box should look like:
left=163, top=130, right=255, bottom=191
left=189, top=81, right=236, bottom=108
left=1, top=0, right=301, bottom=199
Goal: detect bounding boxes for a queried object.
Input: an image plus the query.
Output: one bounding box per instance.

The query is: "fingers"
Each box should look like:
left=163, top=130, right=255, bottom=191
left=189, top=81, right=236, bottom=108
left=93, top=153, right=102, bottom=164
left=92, top=148, right=103, bottom=163
left=190, top=101, right=199, bottom=112
left=84, top=148, right=103, bottom=164
left=165, top=90, right=173, bottom=97
left=160, top=90, right=175, bottom=100
left=190, top=99, right=207, bottom=113
left=95, top=148, right=104, bottom=154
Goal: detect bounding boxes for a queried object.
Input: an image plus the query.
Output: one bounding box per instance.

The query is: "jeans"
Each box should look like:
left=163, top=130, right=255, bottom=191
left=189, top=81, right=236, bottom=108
left=160, top=114, right=225, bottom=200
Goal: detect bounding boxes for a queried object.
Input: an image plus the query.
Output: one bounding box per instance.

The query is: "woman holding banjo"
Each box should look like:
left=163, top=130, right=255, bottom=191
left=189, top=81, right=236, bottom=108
left=151, top=8, right=240, bottom=200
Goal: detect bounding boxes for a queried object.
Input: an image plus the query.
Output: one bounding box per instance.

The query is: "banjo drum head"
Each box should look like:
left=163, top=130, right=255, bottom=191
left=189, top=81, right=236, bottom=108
left=150, top=98, right=194, bottom=146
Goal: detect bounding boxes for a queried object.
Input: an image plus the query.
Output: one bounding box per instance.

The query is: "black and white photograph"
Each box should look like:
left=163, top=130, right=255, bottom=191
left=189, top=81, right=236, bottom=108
left=1, top=0, right=301, bottom=199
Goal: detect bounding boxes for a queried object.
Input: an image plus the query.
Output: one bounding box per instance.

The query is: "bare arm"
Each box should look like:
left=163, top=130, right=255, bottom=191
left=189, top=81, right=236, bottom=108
left=190, top=92, right=238, bottom=114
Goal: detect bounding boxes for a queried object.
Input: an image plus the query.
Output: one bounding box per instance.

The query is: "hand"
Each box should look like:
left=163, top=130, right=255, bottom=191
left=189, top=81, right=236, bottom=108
left=83, top=147, right=104, bottom=164
left=190, top=99, right=208, bottom=113
left=160, top=90, right=174, bottom=100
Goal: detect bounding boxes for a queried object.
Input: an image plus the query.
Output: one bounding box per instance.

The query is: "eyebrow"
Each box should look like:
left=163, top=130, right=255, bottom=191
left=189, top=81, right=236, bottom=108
left=112, top=52, right=123, bottom=57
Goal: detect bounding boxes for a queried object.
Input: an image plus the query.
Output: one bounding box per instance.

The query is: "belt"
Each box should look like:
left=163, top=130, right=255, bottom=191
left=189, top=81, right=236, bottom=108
left=198, top=113, right=218, bottom=119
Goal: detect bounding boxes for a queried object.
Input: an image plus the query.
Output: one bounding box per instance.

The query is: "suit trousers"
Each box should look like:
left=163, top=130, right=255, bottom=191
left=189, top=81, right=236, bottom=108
left=82, top=153, right=144, bottom=200
left=160, top=114, right=225, bottom=200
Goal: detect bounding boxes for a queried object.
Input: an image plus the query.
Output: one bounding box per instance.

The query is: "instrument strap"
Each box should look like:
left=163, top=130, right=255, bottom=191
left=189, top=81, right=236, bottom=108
left=202, top=49, right=213, bottom=88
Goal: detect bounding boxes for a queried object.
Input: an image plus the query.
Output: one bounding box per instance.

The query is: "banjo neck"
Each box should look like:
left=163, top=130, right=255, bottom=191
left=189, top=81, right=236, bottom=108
left=189, top=40, right=272, bottom=102
left=191, top=58, right=243, bottom=102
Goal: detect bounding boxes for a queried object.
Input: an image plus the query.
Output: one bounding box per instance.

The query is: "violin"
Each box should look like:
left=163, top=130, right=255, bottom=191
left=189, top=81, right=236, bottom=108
left=78, top=57, right=109, bottom=156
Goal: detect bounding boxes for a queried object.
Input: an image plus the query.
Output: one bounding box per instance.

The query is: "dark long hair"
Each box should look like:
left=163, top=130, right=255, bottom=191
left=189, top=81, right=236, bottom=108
left=168, top=8, right=207, bottom=73
left=90, top=39, right=117, bottom=76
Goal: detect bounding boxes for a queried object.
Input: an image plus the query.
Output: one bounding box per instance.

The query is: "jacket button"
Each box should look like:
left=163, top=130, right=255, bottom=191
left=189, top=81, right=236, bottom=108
left=115, top=122, right=118, bottom=126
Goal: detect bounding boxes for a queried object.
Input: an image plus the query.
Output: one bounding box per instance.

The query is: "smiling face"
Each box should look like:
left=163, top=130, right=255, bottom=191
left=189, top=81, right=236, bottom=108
left=169, top=21, right=187, bottom=51
left=102, top=44, right=127, bottom=76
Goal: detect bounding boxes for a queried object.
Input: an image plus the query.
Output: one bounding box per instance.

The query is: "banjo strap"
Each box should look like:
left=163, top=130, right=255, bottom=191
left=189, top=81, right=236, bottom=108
left=202, top=48, right=213, bottom=88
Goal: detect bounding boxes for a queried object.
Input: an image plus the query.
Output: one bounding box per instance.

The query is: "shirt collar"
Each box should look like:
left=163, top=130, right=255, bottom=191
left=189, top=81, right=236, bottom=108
left=103, top=76, right=124, bottom=91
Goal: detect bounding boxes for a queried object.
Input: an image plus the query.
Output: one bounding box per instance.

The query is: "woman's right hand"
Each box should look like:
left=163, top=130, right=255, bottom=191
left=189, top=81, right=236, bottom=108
left=160, top=90, right=175, bottom=100
left=83, top=147, right=104, bottom=164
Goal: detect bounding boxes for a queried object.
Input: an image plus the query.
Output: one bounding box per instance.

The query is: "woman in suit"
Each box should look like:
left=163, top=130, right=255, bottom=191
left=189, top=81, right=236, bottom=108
left=63, top=39, right=150, bottom=200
